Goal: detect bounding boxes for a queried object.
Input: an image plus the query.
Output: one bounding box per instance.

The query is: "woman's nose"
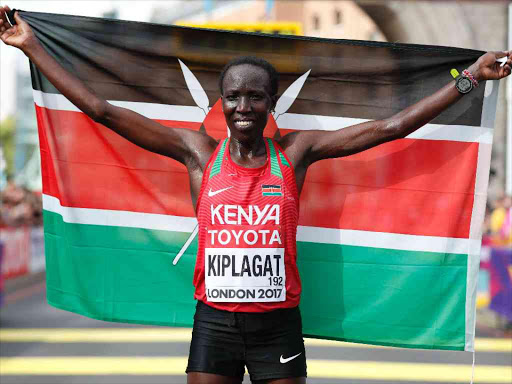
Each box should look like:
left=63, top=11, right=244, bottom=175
left=236, top=96, right=251, bottom=112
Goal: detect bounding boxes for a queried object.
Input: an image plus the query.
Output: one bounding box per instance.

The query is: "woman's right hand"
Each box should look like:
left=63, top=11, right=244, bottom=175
left=0, top=4, right=216, bottom=178
left=0, top=6, right=37, bottom=51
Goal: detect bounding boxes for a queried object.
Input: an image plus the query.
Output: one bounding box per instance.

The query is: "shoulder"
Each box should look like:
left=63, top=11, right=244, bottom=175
left=276, top=130, right=308, bottom=152
left=276, top=130, right=317, bottom=168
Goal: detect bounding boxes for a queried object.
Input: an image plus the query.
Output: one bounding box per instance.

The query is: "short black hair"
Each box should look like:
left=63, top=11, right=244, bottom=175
left=219, top=56, right=279, bottom=97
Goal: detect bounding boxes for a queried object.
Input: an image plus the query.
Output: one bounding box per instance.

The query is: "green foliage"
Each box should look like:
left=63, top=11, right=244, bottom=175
left=0, top=115, right=16, bottom=180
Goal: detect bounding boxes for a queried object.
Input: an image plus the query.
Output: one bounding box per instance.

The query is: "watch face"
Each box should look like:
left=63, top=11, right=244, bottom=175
left=456, top=77, right=472, bottom=93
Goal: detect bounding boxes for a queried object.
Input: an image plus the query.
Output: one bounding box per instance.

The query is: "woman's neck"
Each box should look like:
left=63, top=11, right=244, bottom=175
left=229, top=135, right=267, bottom=166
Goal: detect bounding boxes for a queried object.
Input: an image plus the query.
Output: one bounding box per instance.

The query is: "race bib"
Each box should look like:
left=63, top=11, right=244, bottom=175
left=205, top=247, right=286, bottom=302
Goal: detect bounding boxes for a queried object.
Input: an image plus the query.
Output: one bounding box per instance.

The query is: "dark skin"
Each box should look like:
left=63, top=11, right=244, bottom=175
left=2, top=7, right=511, bottom=384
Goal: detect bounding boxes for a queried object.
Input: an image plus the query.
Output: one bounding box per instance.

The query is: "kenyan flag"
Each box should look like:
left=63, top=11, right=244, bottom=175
left=262, top=185, right=282, bottom=196
left=22, top=10, right=499, bottom=351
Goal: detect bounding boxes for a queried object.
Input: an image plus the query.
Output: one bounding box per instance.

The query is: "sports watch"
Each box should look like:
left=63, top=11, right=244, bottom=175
left=450, top=69, right=475, bottom=94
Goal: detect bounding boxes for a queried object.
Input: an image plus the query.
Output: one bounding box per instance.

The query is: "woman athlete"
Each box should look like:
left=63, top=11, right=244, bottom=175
left=1, top=6, right=511, bottom=384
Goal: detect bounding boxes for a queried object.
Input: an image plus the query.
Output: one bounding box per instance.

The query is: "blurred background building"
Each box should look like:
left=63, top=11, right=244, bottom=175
left=151, top=0, right=386, bottom=41
left=13, top=58, right=40, bottom=191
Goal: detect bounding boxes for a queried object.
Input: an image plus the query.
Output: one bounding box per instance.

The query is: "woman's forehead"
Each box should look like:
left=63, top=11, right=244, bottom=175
left=222, top=64, right=271, bottom=92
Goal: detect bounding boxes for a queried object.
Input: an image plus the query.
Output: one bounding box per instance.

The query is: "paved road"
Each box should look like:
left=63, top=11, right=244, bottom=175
left=1, top=276, right=510, bottom=384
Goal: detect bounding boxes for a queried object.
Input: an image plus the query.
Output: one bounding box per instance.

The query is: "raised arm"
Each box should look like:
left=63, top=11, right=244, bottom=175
left=0, top=7, right=217, bottom=167
left=281, top=51, right=511, bottom=171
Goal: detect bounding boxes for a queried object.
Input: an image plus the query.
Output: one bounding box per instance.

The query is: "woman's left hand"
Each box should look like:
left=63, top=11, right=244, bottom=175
left=468, top=51, right=511, bottom=82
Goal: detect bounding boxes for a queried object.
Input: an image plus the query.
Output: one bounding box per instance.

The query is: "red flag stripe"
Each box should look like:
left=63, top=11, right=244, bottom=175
left=37, top=106, right=477, bottom=238
left=36, top=105, right=198, bottom=218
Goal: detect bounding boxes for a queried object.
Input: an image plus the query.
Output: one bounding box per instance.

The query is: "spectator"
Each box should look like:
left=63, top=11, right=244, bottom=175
left=0, top=181, right=42, bottom=227
left=490, top=194, right=512, bottom=247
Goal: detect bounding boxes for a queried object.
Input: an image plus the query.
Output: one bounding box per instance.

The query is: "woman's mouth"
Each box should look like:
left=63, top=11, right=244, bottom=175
left=234, top=120, right=254, bottom=129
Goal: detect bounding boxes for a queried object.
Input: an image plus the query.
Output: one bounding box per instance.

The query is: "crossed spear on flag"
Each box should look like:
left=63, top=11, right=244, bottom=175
left=172, top=60, right=311, bottom=265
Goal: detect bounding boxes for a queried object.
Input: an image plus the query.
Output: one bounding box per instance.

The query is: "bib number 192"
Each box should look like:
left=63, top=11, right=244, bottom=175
left=268, top=276, right=283, bottom=286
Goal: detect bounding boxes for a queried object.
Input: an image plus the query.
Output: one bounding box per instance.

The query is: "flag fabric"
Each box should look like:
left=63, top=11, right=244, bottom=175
left=21, top=10, right=500, bottom=351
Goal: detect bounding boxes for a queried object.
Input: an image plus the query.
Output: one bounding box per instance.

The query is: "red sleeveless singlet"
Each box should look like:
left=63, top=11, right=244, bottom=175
left=194, top=138, right=300, bottom=312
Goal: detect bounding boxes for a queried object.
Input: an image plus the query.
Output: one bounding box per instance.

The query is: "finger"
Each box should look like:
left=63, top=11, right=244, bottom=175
left=0, top=24, right=8, bottom=34
left=491, top=51, right=509, bottom=64
left=0, top=30, right=12, bottom=43
left=494, top=51, right=508, bottom=59
left=0, top=25, right=15, bottom=40
left=14, top=11, right=23, bottom=24
left=502, top=51, right=511, bottom=63
left=505, top=54, right=512, bottom=68
left=2, top=23, right=16, bottom=36
left=13, top=11, right=29, bottom=29
left=500, top=65, right=511, bottom=78
left=0, top=6, right=7, bottom=24
left=0, top=20, right=10, bottom=33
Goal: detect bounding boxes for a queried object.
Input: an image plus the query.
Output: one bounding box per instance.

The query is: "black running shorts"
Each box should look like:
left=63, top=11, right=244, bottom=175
left=186, top=301, right=307, bottom=382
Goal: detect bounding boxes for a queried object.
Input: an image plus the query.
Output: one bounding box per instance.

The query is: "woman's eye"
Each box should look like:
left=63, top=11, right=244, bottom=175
left=226, top=96, right=238, bottom=101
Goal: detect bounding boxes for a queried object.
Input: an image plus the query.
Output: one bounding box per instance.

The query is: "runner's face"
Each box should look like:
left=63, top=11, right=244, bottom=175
left=221, top=64, right=274, bottom=137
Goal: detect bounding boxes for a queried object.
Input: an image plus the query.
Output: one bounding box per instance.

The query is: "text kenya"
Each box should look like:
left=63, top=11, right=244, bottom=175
left=211, top=204, right=280, bottom=225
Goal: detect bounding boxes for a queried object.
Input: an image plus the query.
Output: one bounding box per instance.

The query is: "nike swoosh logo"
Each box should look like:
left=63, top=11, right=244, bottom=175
left=208, top=186, right=233, bottom=197
left=280, top=352, right=302, bottom=364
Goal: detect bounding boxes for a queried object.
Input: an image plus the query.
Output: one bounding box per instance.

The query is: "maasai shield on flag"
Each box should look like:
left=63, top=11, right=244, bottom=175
left=21, top=10, right=501, bottom=351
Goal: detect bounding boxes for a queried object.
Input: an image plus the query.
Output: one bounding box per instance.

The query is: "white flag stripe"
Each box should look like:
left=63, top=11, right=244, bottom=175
left=43, top=194, right=471, bottom=254
left=297, top=226, right=476, bottom=255
left=32, top=90, right=205, bottom=123
left=42, top=194, right=198, bottom=232
left=33, top=90, right=493, bottom=144
left=278, top=113, right=493, bottom=144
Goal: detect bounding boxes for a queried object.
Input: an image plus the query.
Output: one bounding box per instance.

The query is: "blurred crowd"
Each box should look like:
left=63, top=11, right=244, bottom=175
left=483, top=194, right=512, bottom=247
left=0, top=181, right=43, bottom=227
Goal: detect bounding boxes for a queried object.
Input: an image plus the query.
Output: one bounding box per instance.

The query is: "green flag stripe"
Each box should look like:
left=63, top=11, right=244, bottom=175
left=43, top=209, right=466, bottom=349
